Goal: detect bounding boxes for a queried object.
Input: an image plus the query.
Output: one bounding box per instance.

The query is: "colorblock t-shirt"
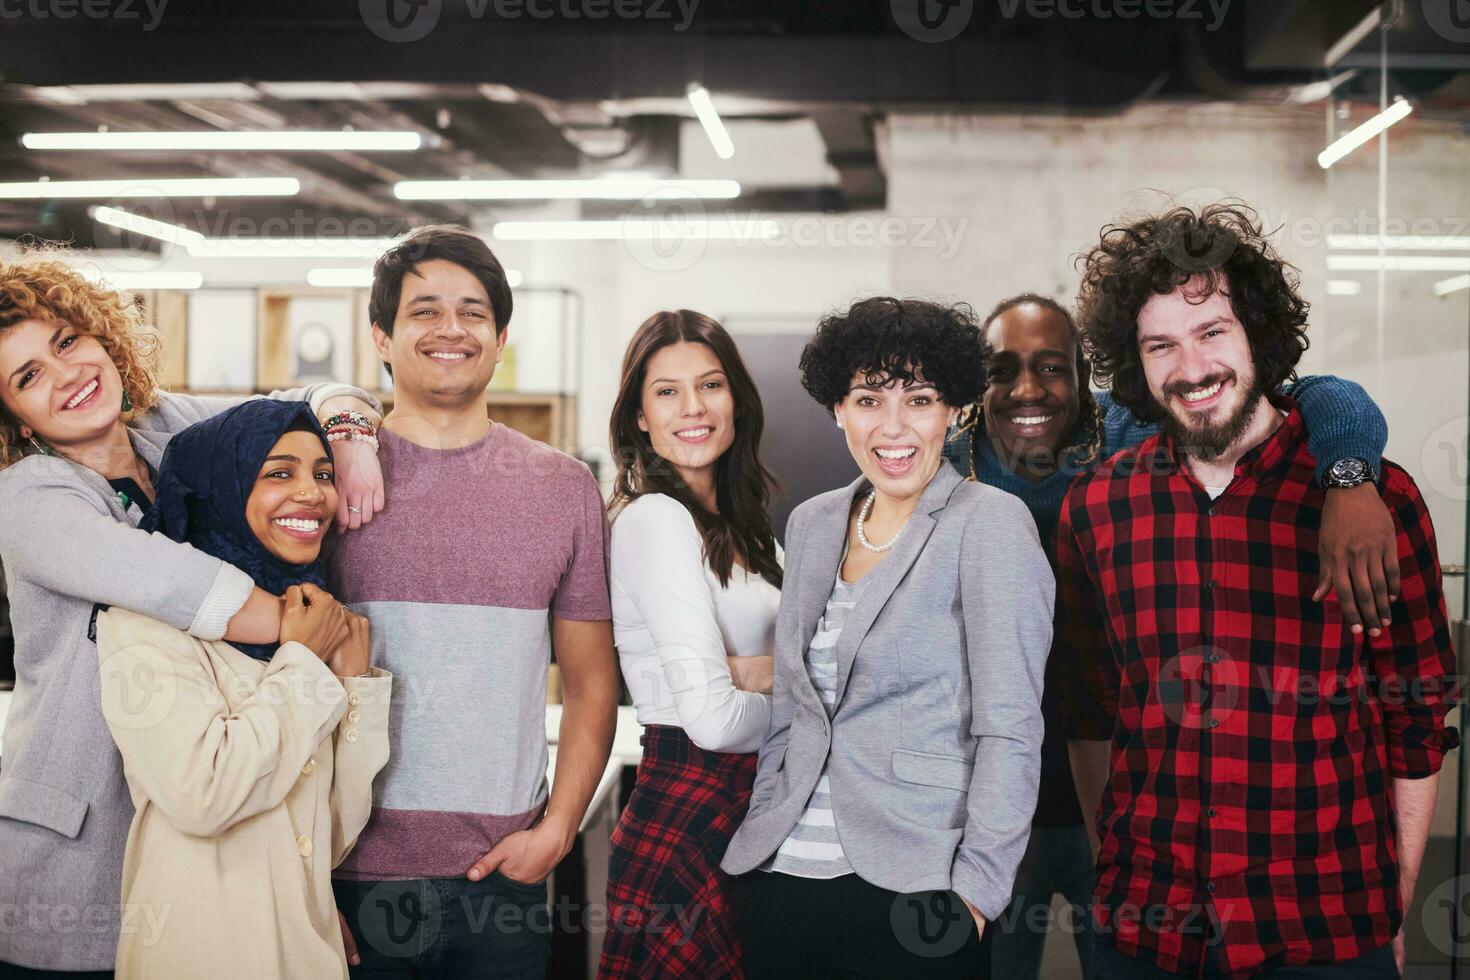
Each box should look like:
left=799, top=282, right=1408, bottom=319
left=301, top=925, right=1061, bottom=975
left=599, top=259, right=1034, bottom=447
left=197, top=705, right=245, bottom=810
left=327, top=423, right=611, bottom=880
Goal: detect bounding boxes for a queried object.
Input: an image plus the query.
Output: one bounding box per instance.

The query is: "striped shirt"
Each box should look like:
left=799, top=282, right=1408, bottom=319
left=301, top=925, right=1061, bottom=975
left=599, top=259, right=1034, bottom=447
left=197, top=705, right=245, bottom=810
left=326, top=423, right=611, bottom=880
left=767, top=568, right=868, bottom=879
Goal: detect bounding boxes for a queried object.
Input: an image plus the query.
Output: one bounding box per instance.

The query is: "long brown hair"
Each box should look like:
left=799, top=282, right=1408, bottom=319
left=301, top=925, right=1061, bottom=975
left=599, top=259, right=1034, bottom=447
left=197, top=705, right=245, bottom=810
left=609, top=310, right=782, bottom=589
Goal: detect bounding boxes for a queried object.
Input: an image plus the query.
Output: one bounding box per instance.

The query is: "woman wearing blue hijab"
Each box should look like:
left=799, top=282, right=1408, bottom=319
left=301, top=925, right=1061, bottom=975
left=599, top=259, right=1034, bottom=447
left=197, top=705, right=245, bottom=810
left=93, top=399, right=393, bottom=980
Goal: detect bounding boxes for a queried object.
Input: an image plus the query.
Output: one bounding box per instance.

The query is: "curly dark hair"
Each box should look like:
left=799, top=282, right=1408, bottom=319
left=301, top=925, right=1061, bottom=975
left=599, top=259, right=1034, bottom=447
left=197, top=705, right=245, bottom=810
left=1074, top=202, right=1310, bottom=423
left=799, top=297, right=988, bottom=411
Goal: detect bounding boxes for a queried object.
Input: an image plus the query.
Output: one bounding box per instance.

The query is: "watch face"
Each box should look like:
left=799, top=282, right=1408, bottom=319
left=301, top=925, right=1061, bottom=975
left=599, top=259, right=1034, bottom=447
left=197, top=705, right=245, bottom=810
left=1330, top=458, right=1369, bottom=484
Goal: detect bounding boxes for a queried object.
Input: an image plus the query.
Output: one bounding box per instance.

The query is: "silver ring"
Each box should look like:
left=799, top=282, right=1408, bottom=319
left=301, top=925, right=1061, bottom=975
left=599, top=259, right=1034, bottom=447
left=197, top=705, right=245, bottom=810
left=348, top=506, right=362, bottom=514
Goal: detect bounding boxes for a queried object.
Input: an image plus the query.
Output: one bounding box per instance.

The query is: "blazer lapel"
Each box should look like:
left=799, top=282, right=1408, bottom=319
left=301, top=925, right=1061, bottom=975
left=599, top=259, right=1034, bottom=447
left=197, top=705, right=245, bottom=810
left=798, top=476, right=863, bottom=658
left=831, top=465, right=965, bottom=709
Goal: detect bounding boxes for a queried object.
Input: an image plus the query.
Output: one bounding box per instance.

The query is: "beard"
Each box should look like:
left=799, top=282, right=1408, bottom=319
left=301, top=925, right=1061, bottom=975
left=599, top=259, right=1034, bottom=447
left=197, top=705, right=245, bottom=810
left=1155, top=371, right=1265, bottom=462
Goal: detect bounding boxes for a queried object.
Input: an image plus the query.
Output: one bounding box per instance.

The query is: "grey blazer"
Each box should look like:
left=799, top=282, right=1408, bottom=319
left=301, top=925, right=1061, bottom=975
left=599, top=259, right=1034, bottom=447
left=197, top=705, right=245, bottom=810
left=0, top=384, right=370, bottom=971
left=721, top=464, right=1055, bottom=919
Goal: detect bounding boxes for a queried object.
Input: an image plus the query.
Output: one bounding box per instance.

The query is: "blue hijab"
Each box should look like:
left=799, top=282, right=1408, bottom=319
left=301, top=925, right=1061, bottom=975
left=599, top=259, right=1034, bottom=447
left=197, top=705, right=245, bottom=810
left=142, top=400, right=333, bottom=660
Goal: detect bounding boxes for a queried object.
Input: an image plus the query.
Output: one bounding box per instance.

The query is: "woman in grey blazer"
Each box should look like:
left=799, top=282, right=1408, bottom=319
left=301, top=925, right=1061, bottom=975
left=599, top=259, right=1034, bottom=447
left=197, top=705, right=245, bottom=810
left=721, top=297, right=1055, bottom=979
left=0, top=254, right=384, bottom=976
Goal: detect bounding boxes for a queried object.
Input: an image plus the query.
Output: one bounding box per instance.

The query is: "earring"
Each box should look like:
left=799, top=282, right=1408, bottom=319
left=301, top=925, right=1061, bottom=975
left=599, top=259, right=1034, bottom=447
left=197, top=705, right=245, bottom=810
left=121, top=390, right=133, bottom=413
left=836, top=420, right=844, bottom=430
left=28, top=435, right=55, bottom=457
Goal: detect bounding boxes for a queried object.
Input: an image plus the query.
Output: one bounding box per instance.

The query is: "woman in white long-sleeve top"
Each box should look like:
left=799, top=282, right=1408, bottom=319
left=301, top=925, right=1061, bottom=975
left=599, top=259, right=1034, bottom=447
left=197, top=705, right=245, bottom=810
left=599, top=310, right=784, bottom=980
left=95, top=400, right=391, bottom=980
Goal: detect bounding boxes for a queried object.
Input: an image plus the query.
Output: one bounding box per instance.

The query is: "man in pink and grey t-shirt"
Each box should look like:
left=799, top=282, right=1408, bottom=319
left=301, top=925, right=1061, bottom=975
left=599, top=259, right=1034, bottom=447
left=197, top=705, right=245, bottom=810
left=328, top=224, right=618, bottom=977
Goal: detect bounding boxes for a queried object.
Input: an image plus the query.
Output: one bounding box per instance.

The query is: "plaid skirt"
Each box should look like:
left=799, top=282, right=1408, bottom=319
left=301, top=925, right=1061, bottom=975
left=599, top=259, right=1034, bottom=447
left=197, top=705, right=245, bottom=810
left=598, top=725, right=759, bottom=980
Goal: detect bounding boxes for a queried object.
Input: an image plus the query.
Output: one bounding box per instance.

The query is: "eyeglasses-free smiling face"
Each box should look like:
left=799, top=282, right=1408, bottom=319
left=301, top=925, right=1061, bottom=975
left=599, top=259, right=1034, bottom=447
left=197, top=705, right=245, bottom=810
left=637, top=341, right=736, bottom=482
left=833, top=371, right=958, bottom=500
left=372, top=258, right=506, bottom=408
left=244, top=429, right=339, bottom=566
left=1137, top=279, right=1263, bottom=460
left=982, top=303, right=1082, bottom=475
left=0, top=317, right=125, bottom=450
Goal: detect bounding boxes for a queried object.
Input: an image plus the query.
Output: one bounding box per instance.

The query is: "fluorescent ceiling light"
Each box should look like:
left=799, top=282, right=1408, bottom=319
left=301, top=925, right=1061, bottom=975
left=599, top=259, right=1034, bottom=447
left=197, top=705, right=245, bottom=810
left=395, top=178, right=740, bottom=201
left=92, top=206, right=205, bottom=247
left=1317, top=98, right=1413, bottom=169
left=306, top=268, right=374, bottom=288
left=1433, top=274, right=1470, bottom=297
left=77, top=268, right=203, bottom=290
left=308, top=266, right=522, bottom=288
left=35, top=82, right=259, bottom=104
left=686, top=84, right=734, bottom=160
left=1327, top=233, right=1470, bottom=251
left=1326, top=280, right=1363, bottom=296
left=187, top=237, right=400, bottom=259
left=1326, top=255, right=1470, bottom=272
left=492, top=218, right=781, bottom=241
left=24, top=131, right=422, bottom=151
left=0, top=177, right=299, bottom=199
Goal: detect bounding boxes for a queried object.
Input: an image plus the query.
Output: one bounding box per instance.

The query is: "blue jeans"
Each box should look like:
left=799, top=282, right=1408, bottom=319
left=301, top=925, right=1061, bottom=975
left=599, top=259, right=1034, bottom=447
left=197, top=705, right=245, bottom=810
left=333, top=873, right=551, bottom=980
left=989, top=823, right=1095, bottom=980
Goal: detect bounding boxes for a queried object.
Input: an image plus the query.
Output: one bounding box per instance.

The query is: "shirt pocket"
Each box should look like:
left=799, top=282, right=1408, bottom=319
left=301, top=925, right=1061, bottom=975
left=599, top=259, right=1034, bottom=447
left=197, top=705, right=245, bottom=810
left=891, top=748, right=973, bottom=791
left=0, top=775, right=90, bottom=839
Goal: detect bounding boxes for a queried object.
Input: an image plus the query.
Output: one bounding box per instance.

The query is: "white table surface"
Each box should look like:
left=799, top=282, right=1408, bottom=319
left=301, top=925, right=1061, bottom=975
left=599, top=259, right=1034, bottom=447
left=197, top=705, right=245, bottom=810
left=546, top=704, right=644, bottom=833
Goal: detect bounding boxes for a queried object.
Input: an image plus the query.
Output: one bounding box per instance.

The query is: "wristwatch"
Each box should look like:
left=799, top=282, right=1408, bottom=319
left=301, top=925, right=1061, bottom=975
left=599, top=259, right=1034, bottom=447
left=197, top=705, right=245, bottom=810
left=1324, top=457, right=1373, bottom=489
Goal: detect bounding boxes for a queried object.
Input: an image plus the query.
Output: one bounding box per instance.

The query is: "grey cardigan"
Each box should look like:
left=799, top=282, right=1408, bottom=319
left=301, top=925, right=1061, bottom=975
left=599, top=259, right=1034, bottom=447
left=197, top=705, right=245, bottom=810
left=0, top=384, right=373, bottom=971
left=721, top=464, right=1055, bottom=919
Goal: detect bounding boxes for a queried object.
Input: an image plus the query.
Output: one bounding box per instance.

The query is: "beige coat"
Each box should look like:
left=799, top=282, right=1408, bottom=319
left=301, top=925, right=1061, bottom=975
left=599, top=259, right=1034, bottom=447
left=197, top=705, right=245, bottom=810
left=96, top=606, right=392, bottom=980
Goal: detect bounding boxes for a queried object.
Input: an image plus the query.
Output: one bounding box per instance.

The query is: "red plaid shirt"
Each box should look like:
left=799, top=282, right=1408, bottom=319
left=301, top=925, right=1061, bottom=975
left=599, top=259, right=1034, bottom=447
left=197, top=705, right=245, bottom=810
left=1056, top=401, right=1459, bottom=978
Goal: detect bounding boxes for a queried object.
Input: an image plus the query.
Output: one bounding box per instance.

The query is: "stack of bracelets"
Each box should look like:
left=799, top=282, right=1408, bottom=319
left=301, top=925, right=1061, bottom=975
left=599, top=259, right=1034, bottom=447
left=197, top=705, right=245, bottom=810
left=322, top=410, right=380, bottom=452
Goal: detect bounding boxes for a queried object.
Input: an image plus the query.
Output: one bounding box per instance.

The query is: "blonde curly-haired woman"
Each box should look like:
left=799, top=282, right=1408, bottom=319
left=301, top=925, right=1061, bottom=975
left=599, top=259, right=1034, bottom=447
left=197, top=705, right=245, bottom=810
left=0, top=250, right=385, bottom=976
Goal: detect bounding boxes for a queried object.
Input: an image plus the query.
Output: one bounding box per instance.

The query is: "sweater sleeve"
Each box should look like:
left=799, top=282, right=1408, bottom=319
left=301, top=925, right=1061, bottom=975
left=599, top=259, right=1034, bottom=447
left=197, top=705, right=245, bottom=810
left=330, top=669, right=393, bottom=866
left=0, top=460, right=249, bottom=638
left=96, top=609, right=347, bottom=838
left=612, top=495, right=771, bottom=753
left=1280, top=374, right=1387, bottom=484
left=133, top=385, right=384, bottom=436
left=1096, top=389, right=1159, bottom=456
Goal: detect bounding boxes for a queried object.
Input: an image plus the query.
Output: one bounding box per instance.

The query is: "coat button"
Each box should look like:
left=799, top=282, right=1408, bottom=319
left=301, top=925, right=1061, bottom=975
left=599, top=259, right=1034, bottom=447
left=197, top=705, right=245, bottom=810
left=347, top=709, right=362, bottom=725
left=347, top=692, right=362, bottom=707
left=344, top=729, right=360, bottom=743
left=297, top=836, right=314, bottom=858
left=302, top=759, right=316, bottom=776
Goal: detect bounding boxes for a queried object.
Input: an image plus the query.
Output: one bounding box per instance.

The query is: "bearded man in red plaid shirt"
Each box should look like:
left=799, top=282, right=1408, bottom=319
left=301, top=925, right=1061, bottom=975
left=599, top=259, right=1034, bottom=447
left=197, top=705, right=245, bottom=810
left=1058, top=203, right=1460, bottom=980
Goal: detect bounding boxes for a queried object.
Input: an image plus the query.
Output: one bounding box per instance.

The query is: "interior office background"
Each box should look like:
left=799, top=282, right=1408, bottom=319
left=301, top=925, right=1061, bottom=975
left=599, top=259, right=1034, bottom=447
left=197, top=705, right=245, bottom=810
left=0, top=2, right=1465, bottom=977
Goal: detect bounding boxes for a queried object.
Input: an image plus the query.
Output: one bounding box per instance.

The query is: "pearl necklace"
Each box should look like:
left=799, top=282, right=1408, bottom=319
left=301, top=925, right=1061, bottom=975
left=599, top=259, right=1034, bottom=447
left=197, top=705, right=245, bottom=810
left=855, top=491, right=906, bottom=553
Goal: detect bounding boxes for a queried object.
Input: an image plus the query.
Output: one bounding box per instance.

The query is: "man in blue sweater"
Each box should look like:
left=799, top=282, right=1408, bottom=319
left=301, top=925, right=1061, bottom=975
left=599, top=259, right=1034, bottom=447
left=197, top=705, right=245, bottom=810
left=943, top=293, right=1396, bottom=980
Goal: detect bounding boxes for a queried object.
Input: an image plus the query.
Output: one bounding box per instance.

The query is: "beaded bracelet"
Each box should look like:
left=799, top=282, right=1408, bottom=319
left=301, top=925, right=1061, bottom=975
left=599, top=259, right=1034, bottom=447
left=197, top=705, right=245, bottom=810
left=326, top=429, right=380, bottom=452
left=321, top=409, right=378, bottom=434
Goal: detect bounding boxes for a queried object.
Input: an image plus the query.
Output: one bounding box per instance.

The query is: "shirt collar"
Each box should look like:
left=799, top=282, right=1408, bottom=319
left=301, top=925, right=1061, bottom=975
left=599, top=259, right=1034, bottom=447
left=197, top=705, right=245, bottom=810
left=1159, top=393, right=1303, bottom=481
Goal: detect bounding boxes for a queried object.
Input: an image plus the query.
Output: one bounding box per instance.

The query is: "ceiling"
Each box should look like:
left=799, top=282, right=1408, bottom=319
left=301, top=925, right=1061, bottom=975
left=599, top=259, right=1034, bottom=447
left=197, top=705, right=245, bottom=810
left=0, top=0, right=1464, bottom=248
